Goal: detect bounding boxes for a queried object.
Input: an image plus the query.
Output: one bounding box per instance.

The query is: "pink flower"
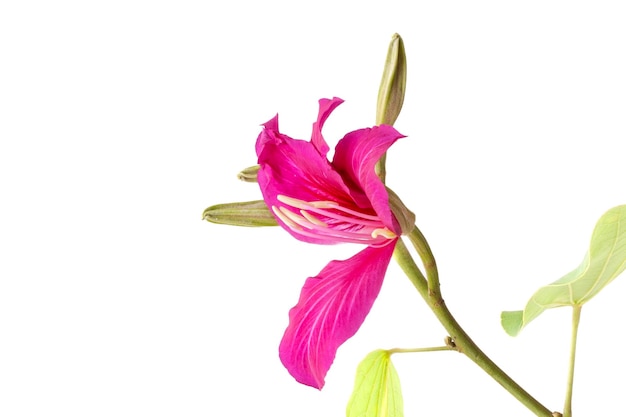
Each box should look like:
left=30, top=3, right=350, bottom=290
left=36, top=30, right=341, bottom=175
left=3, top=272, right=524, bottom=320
left=256, top=97, right=405, bottom=389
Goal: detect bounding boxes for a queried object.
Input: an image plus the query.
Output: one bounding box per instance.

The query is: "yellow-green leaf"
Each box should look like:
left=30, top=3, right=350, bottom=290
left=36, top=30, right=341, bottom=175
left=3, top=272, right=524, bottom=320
left=346, top=350, right=403, bottom=417
left=502, top=205, right=626, bottom=336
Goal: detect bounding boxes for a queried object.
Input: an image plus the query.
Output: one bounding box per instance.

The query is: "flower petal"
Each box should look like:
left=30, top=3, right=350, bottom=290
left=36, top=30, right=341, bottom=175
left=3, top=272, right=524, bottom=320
left=254, top=114, right=280, bottom=156
left=256, top=122, right=357, bottom=244
left=279, top=242, right=396, bottom=388
left=332, top=125, right=405, bottom=233
left=311, top=97, right=344, bottom=157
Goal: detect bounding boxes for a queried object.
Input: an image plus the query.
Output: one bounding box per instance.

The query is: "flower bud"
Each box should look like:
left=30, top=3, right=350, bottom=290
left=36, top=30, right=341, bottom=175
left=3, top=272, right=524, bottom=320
left=375, top=33, right=407, bottom=183
left=203, top=200, right=278, bottom=227
left=237, top=165, right=260, bottom=183
left=376, top=33, right=407, bottom=126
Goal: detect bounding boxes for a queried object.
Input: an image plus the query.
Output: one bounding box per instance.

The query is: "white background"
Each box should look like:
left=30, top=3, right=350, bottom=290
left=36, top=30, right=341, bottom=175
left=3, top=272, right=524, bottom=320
left=1, top=1, right=625, bottom=416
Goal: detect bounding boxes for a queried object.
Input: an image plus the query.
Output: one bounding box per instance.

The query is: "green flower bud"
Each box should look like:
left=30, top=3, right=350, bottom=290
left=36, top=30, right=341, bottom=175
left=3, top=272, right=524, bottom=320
left=376, top=33, right=407, bottom=126
left=237, top=165, right=260, bottom=183
left=202, top=200, right=278, bottom=227
left=375, top=33, right=407, bottom=183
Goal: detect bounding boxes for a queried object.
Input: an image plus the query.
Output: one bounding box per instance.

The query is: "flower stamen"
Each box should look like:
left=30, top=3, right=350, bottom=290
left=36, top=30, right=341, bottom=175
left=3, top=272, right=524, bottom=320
left=300, top=210, right=328, bottom=227
left=273, top=195, right=396, bottom=246
left=272, top=206, right=301, bottom=230
left=372, top=228, right=397, bottom=239
left=278, top=195, right=381, bottom=222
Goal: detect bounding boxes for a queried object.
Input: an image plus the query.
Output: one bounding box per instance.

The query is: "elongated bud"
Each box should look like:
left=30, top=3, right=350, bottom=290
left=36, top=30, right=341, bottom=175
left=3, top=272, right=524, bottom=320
left=237, top=165, right=260, bottom=183
left=203, top=200, right=278, bottom=227
left=386, top=186, right=415, bottom=235
left=375, top=33, right=407, bottom=183
left=376, top=33, right=407, bottom=126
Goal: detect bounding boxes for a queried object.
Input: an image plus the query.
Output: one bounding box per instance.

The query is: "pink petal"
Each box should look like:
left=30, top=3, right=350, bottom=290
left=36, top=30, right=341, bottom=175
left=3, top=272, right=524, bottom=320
left=254, top=115, right=278, bottom=156
left=256, top=124, right=358, bottom=244
left=332, top=126, right=405, bottom=233
left=311, top=97, right=344, bottom=157
left=279, top=242, right=396, bottom=388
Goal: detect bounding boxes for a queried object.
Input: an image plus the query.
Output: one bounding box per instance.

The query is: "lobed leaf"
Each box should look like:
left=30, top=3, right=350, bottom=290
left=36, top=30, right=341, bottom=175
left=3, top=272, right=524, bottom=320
left=502, top=205, right=626, bottom=336
left=346, top=350, right=403, bottom=417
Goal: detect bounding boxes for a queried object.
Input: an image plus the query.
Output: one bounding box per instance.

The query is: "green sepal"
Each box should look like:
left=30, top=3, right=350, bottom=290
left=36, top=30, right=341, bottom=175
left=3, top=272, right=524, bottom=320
left=502, top=205, right=626, bottom=336
left=386, top=187, right=415, bottom=236
left=346, top=350, right=404, bottom=417
left=202, top=200, right=278, bottom=227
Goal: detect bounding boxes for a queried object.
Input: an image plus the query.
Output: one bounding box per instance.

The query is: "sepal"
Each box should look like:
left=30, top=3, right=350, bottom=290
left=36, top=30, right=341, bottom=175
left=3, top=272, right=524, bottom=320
left=386, top=187, right=415, bottom=235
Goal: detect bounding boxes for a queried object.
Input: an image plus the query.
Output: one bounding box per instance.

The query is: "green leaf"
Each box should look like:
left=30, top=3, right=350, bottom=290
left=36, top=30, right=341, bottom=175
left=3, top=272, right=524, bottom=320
left=502, top=205, right=626, bottom=336
left=346, top=350, right=403, bottom=417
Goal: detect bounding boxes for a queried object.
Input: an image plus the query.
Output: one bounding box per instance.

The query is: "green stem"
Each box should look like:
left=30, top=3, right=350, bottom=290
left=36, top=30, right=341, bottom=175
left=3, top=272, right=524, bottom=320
left=389, top=346, right=454, bottom=354
left=563, top=306, right=582, bottom=417
left=407, top=226, right=440, bottom=295
left=393, top=239, right=553, bottom=416
left=393, top=239, right=428, bottom=295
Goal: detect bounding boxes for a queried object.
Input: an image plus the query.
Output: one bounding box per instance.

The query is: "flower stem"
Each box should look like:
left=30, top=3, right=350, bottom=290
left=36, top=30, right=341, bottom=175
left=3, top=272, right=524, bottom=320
left=392, top=239, right=428, bottom=297
left=393, top=238, right=553, bottom=416
left=563, top=306, right=582, bottom=417
left=407, top=226, right=440, bottom=295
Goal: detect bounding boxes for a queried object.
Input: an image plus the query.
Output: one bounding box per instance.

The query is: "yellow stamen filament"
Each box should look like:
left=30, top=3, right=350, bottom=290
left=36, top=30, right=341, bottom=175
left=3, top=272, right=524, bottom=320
left=277, top=195, right=381, bottom=222
left=272, top=206, right=302, bottom=230
left=272, top=194, right=397, bottom=246
left=372, top=228, right=396, bottom=239
left=300, top=210, right=328, bottom=227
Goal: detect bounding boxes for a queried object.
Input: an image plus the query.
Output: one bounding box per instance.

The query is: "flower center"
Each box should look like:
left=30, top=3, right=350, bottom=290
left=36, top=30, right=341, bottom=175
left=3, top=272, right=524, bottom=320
left=271, top=195, right=396, bottom=247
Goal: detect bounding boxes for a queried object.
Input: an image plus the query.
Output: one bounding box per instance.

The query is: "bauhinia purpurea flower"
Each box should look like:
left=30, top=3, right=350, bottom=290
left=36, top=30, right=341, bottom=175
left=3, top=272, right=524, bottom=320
left=256, top=97, right=411, bottom=389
